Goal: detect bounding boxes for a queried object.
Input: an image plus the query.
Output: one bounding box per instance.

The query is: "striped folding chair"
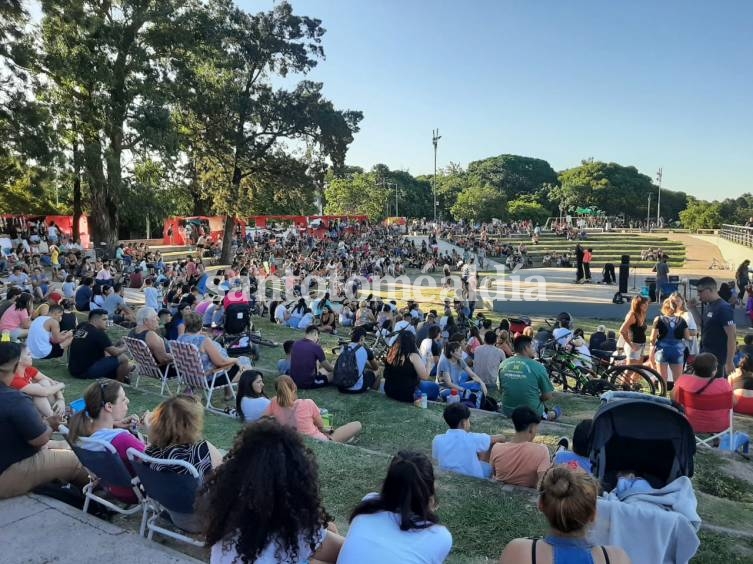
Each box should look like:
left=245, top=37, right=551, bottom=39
left=169, top=340, right=235, bottom=411
left=124, top=336, right=175, bottom=395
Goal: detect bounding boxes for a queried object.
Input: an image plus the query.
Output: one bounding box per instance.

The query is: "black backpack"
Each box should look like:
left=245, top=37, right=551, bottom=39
left=333, top=344, right=362, bottom=389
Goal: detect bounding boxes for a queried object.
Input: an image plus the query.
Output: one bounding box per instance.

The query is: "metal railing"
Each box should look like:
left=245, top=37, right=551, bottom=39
left=720, top=224, right=753, bottom=248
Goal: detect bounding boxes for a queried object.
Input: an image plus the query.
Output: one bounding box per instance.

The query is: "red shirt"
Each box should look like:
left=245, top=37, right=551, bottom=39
left=675, top=375, right=733, bottom=433
left=10, top=366, right=39, bottom=390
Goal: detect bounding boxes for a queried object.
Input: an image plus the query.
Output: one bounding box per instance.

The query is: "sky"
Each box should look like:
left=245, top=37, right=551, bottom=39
left=243, top=0, right=753, bottom=200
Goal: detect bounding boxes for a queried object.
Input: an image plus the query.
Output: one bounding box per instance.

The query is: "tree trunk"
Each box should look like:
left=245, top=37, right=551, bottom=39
left=71, top=132, right=82, bottom=242
left=83, top=135, right=118, bottom=256
left=220, top=165, right=243, bottom=264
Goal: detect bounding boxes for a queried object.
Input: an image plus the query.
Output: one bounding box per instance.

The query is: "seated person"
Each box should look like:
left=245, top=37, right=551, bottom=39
left=297, top=307, right=316, bottom=330
left=337, top=327, right=381, bottom=394
left=0, top=342, right=88, bottom=499
left=0, top=292, right=32, bottom=340
left=432, top=403, right=506, bottom=479
left=103, top=283, right=135, bottom=325
left=129, top=307, right=175, bottom=376
left=144, top=394, right=223, bottom=532
left=437, top=341, right=488, bottom=400
left=10, top=345, right=66, bottom=418
left=265, top=375, right=362, bottom=443
left=472, top=329, right=506, bottom=391
left=273, top=300, right=290, bottom=325
left=589, top=324, right=608, bottom=359
left=68, top=309, right=131, bottom=382
left=499, top=335, right=557, bottom=419
left=319, top=305, right=337, bottom=334
left=277, top=339, right=294, bottom=375
left=74, top=277, right=94, bottom=312
left=673, top=353, right=733, bottom=433
left=235, top=370, right=270, bottom=423
left=66, top=379, right=145, bottom=503
left=338, top=300, right=355, bottom=327
left=552, top=419, right=593, bottom=473
left=498, top=465, right=629, bottom=564
left=490, top=406, right=551, bottom=488
left=27, top=304, right=74, bottom=360
left=289, top=326, right=334, bottom=389
left=383, top=331, right=440, bottom=402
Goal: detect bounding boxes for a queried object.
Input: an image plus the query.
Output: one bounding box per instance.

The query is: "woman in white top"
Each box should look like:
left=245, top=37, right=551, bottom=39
left=337, top=451, right=452, bottom=564
left=235, top=370, right=270, bottom=423
left=204, top=420, right=344, bottom=564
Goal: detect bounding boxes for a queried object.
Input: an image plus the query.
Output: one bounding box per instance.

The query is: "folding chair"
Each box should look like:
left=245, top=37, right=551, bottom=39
left=123, top=336, right=175, bottom=395
left=60, top=427, right=147, bottom=533
left=126, top=448, right=204, bottom=546
left=169, top=339, right=236, bottom=411
left=676, top=388, right=734, bottom=448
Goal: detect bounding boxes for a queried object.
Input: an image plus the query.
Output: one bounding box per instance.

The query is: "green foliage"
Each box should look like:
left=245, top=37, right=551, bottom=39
left=451, top=184, right=506, bottom=222
left=324, top=172, right=388, bottom=220
left=467, top=154, right=557, bottom=198
left=507, top=195, right=549, bottom=224
left=679, top=197, right=723, bottom=230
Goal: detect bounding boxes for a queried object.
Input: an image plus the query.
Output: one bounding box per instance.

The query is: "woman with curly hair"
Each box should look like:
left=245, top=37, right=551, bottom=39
left=203, top=420, right=344, bottom=564
left=337, top=450, right=452, bottom=563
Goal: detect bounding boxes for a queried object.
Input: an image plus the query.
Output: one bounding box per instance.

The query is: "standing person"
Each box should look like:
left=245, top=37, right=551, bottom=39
left=689, top=277, right=736, bottom=378
left=655, top=256, right=670, bottom=301
left=202, top=421, right=344, bottom=564
left=67, top=309, right=132, bottom=382
left=265, top=376, right=362, bottom=443
left=736, top=260, right=751, bottom=302
left=0, top=342, right=88, bottom=499
left=574, top=244, right=584, bottom=284
left=649, top=298, right=691, bottom=391
left=619, top=296, right=649, bottom=366
left=337, top=451, right=453, bottom=564
left=498, top=465, right=629, bottom=564
left=583, top=248, right=593, bottom=282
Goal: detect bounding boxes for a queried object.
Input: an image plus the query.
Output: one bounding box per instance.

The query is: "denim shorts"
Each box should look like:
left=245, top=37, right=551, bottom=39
left=655, top=341, right=685, bottom=365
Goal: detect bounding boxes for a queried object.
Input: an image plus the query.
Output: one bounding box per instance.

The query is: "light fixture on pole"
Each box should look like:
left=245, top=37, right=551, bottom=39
left=656, top=168, right=663, bottom=227
left=647, top=193, right=651, bottom=229
left=432, top=129, right=441, bottom=223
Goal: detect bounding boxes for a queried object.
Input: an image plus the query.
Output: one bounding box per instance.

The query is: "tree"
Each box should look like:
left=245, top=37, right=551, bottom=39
left=324, top=173, right=388, bottom=220
left=451, top=184, right=506, bottom=223
left=173, top=0, right=362, bottom=262
left=507, top=195, right=550, bottom=225
left=467, top=154, right=557, bottom=198
left=679, top=198, right=723, bottom=230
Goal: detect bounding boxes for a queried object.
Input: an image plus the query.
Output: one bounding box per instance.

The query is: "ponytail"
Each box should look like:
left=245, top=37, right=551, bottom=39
left=274, top=375, right=297, bottom=408
left=67, top=379, right=122, bottom=443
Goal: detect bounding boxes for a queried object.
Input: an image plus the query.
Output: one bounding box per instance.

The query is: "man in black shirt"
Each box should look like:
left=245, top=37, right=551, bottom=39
left=689, top=277, right=736, bottom=378
left=68, top=309, right=131, bottom=382
left=0, top=342, right=87, bottom=498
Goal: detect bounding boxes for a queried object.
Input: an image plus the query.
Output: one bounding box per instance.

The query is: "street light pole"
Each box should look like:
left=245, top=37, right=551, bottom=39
left=432, top=129, right=441, bottom=223
left=656, top=168, right=663, bottom=227
left=647, top=193, right=651, bottom=229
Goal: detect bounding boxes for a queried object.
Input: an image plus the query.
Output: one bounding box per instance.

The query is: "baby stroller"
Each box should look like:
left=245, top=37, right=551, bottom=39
left=588, top=392, right=696, bottom=491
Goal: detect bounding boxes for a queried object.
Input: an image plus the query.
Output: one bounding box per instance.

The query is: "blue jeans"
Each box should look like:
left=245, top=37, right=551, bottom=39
left=418, top=380, right=440, bottom=400
left=439, top=372, right=482, bottom=399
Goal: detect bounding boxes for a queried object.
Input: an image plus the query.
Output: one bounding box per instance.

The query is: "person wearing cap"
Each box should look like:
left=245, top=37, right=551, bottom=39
left=589, top=324, right=610, bottom=362
left=489, top=406, right=551, bottom=488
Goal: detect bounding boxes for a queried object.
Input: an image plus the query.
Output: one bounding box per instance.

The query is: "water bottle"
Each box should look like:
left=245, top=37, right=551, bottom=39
left=414, top=389, right=423, bottom=408
left=420, top=393, right=428, bottom=409
left=447, top=389, right=460, bottom=405
left=0, top=330, right=9, bottom=342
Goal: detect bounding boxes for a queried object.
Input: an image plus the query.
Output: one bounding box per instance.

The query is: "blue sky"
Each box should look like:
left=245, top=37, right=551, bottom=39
left=244, top=0, right=753, bottom=200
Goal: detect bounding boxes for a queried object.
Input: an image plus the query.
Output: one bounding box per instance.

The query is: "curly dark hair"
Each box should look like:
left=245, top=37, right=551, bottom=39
left=201, top=420, right=332, bottom=562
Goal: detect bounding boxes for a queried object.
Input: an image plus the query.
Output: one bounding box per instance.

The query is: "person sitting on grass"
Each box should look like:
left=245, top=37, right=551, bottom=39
left=290, top=326, right=334, bottom=389
left=265, top=375, right=362, bottom=443
left=337, top=451, right=453, bottom=564
left=277, top=339, right=294, bottom=375
left=202, top=420, right=345, bottom=564
left=552, top=419, right=593, bottom=473
left=432, top=403, right=506, bottom=479
left=437, top=341, right=488, bottom=401
left=337, top=327, right=381, bottom=395
left=0, top=291, right=32, bottom=340
left=383, top=331, right=440, bottom=402
left=490, top=406, right=552, bottom=489
left=26, top=304, right=74, bottom=360
left=498, top=465, right=629, bottom=564
left=0, top=342, right=89, bottom=499
left=235, top=370, right=270, bottom=423
left=9, top=345, right=67, bottom=418
left=68, top=309, right=132, bottom=383
left=499, top=335, right=559, bottom=420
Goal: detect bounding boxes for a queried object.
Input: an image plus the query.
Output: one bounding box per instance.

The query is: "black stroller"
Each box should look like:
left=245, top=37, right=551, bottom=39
left=588, top=392, right=696, bottom=491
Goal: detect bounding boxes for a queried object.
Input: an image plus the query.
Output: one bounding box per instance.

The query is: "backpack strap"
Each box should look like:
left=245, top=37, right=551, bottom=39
left=601, top=545, right=611, bottom=564
left=531, top=538, right=538, bottom=564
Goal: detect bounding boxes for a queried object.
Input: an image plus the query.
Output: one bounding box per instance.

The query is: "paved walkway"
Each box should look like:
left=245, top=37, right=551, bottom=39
left=0, top=494, right=202, bottom=564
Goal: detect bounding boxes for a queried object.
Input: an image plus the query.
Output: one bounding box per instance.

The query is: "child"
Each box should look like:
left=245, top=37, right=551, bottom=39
left=10, top=345, right=66, bottom=417
left=553, top=419, right=593, bottom=472
left=277, top=340, right=294, bottom=375
left=432, top=403, right=506, bottom=479
left=59, top=299, right=78, bottom=332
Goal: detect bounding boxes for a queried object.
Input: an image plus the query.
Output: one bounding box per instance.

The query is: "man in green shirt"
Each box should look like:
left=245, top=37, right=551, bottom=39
left=499, top=335, right=557, bottom=419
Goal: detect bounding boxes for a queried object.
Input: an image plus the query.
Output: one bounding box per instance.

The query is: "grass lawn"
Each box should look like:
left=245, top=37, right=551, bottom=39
left=35, top=315, right=753, bottom=563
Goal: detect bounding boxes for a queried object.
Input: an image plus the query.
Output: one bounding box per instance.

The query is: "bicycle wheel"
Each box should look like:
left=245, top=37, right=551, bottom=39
left=249, top=334, right=279, bottom=348
left=607, top=365, right=666, bottom=396
left=548, top=362, right=582, bottom=393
